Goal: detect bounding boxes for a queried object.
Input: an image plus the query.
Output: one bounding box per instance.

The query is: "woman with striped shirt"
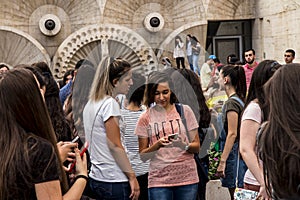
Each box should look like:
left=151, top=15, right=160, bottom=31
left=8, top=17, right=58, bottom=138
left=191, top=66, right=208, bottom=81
left=121, top=72, right=149, bottom=200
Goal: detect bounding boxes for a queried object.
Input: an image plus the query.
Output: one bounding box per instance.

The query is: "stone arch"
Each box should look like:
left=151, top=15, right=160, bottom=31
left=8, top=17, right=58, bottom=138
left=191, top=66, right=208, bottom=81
left=52, top=24, right=157, bottom=79
left=0, top=26, right=51, bottom=67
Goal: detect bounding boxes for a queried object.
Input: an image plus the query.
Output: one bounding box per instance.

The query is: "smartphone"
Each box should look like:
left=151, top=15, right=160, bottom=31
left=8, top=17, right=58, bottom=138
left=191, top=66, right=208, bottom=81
left=71, top=135, right=80, bottom=143
left=168, top=133, right=178, bottom=141
left=67, top=141, right=89, bottom=172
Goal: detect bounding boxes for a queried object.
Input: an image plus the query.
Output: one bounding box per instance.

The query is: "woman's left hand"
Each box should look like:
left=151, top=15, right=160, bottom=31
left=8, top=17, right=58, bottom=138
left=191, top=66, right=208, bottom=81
left=216, top=160, right=226, bottom=178
left=74, top=148, right=88, bottom=177
left=169, top=135, right=187, bottom=150
left=256, top=184, right=271, bottom=200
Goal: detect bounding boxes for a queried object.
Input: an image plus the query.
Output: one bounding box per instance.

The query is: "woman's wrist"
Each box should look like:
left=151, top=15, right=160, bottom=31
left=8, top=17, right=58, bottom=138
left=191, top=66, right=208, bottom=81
left=155, top=141, right=162, bottom=150
left=220, top=159, right=226, bottom=164
left=76, top=172, right=88, bottom=177
left=74, top=174, right=88, bottom=182
left=180, top=142, right=188, bottom=151
left=184, top=143, right=190, bottom=151
left=127, top=172, right=137, bottom=180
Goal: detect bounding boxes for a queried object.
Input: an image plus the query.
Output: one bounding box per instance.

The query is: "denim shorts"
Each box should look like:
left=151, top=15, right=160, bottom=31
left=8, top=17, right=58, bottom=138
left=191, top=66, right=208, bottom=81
left=219, top=141, right=247, bottom=188
left=148, top=183, right=198, bottom=200
left=89, top=178, right=130, bottom=200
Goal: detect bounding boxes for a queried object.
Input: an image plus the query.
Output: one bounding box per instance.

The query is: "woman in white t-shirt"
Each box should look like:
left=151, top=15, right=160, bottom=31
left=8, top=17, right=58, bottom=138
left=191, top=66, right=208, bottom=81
left=83, top=57, right=140, bottom=200
left=173, top=36, right=186, bottom=69
left=135, top=71, right=200, bottom=200
left=240, top=60, right=281, bottom=200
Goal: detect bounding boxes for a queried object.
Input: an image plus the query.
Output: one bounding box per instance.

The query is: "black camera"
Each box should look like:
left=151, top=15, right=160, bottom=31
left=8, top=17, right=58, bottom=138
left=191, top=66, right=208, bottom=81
left=45, top=19, right=56, bottom=31
left=149, top=17, right=160, bottom=28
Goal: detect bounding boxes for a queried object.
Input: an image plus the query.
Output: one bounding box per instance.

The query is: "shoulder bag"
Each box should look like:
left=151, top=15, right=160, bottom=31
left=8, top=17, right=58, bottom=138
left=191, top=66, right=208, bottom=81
left=175, top=103, right=209, bottom=197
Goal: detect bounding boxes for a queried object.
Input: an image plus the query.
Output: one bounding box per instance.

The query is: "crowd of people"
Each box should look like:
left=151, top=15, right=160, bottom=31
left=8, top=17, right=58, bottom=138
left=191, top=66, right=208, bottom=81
left=0, top=42, right=299, bottom=200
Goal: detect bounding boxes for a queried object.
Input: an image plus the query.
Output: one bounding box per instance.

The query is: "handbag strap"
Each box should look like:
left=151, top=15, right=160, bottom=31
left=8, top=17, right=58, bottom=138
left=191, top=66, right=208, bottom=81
left=175, top=103, right=191, bottom=142
left=235, top=148, right=241, bottom=188
left=231, top=96, right=245, bottom=107
left=89, top=97, right=108, bottom=156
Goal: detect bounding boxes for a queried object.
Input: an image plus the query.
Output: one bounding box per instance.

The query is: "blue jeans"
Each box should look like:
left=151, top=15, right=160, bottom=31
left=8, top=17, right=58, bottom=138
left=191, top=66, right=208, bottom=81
left=219, top=141, right=247, bottom=188
left=192, top=54, right=200, bottom=75
left=187, top=55, right=193, bottom=71
left=149, top=183, right=198, bottom=200
left=89, top=178, right=130, bottom=200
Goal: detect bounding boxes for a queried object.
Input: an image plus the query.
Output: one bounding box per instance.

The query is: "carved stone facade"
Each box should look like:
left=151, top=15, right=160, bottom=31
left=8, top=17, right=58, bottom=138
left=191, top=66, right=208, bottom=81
left=0, top=0, right=299, bottom=78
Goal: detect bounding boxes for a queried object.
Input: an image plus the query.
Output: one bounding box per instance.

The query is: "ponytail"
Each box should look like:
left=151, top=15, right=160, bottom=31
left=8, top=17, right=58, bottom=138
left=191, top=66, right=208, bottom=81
left=221, top=64, right=247, bottom=102
left=235, top=65, right=246, bottom=102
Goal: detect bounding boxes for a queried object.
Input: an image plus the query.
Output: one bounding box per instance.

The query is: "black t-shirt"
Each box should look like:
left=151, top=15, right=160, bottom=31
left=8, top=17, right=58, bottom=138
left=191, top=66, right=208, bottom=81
left=8, top=137, right=60, bottom=199
left=222, top=95, right=244, bottom=141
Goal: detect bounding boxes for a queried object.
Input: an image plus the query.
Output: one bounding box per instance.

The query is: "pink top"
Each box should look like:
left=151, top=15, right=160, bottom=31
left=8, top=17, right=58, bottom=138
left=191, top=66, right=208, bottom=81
left=135, top=105, right=199, bottom=188
left=241, top=101, right=262, bottom=186
left=243, top=61, right=258, bottom=90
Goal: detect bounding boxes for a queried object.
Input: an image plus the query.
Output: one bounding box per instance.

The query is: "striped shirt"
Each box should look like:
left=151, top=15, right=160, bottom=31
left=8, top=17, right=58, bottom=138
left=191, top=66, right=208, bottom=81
left=121, top=108, right=149, bottom=176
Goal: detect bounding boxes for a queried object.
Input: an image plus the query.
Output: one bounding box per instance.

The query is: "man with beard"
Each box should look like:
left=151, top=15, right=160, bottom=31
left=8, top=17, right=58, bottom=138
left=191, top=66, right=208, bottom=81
left=243, top=48, right=258, bottom=90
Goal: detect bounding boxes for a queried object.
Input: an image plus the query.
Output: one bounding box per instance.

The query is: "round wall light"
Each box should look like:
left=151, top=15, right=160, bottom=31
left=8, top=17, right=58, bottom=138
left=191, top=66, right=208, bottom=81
left=39, top=14, right=61, bottom=36
left=144, top=12, right=164, bottom=32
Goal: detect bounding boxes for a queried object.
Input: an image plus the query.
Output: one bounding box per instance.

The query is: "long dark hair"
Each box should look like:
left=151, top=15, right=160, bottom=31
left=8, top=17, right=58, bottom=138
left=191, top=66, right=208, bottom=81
left=61, top=69, right=74, bottom=88
left=172, top=68, right=211, bottom=128
left=258, top=64, right=300, bottom=199
left=191, top=36, right=199, bottom=46
left=33, top=62, right=72, bottom=141
left=64, top=64, right=96, bottom=141
left=0, top=68, right=68, bottom=198
left=245, top=60, right=282, bottom=120
left=221, top=64, right=246, bottom=102
left=126, top=72, right=146, bottom=106
left=144, top=71, right=177, bottom=107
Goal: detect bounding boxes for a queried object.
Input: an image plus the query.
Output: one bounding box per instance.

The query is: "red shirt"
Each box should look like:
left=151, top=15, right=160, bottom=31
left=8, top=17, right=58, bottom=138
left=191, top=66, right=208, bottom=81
left=243, top=61, right=258, bottom=90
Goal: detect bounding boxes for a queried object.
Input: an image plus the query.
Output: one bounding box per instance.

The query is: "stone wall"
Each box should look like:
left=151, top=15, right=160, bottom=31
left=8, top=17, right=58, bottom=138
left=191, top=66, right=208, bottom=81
left=253, top=0, right=300, bottom=63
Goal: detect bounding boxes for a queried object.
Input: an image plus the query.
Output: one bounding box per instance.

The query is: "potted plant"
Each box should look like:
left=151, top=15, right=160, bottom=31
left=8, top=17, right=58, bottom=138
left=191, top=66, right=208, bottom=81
left=208, top=142, right=222, bottom=180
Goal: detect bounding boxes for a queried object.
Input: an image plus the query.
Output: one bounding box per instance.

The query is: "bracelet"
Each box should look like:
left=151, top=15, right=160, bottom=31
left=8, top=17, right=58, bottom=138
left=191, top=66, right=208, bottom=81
left=74, top=175, right=88, bottom=182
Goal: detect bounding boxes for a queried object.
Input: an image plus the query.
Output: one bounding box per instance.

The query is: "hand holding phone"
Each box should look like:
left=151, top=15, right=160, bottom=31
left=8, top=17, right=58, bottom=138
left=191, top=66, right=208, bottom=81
left=168, top=133, right=178, bottom=141
left=67, top=141, right=89, bottom=172
left=57, top=141, right=78, bottom=163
